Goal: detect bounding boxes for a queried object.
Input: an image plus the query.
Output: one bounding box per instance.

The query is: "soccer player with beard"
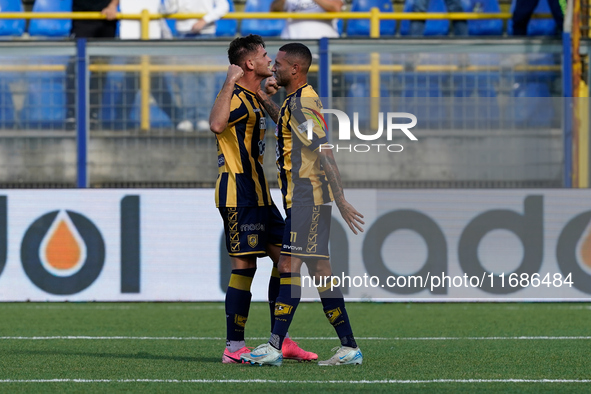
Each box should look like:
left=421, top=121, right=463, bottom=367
left=210, top=35, right=317, bottom=364
left=241, top=43, right=365, bottom=366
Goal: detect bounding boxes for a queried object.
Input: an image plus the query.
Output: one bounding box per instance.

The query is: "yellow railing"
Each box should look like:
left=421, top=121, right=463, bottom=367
left=0, top=10, right=554, bottom=130
left=0, top=10, right=552, bottom=39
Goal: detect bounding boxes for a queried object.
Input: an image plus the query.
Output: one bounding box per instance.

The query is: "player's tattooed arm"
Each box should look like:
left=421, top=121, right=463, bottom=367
left=317, top=148, right=365, bottom=235
left=256, top=91, right=280, bottom=123
left=256, top=77, right=281, bottom=123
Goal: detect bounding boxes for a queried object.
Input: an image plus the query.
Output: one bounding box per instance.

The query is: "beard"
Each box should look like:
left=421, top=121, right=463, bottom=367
left=274, top=73, right=287, bottom=87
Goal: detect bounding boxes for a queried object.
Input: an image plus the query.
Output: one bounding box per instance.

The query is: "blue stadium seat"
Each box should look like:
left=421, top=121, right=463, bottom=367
left=0, top=0, right=25, bottom=36
left=100, top=62, right=174, bottom=130
left=454, top=53, right=500, bottom=97
left=343, top=53, right=400, bottom=126
left=507, top=82, right=553, bottom=127
left=507, top=0, right=556, bottom=36
left=28, top=0, right=72, bottom=37
left=216, top=0, right=237, bottom=37
left=453, top=73, right=500, bottom=128
left=0, top=77, right=16, bottom=128
left=20, top=57, right=69, bottom=129
left=463, top=0, right=503, bottom=35
left=400, top=0, right=449, bottom=36
left=240, top=0, right=285, bottom=37
left=346, top=0, right=396, bottom=37
left=398, top=72, right=447, bottom=127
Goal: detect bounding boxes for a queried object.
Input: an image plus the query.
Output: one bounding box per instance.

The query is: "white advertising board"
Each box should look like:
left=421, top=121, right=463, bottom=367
left=0, top=189, right=589, bottom=301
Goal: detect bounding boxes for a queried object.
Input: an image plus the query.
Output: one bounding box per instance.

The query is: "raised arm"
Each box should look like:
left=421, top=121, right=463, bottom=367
left=317, top=148, right=364, bottom=234
left=209, top=65, right=244, bottom=134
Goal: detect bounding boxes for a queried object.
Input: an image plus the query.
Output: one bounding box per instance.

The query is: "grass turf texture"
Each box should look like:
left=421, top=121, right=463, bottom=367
left=0, top=302, right=589, bottom=393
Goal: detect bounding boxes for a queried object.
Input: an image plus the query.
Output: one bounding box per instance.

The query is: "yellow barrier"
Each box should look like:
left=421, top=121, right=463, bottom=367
left=0, top=10, right=554, bottom=39
left=0, top=10, right=555, bottom=130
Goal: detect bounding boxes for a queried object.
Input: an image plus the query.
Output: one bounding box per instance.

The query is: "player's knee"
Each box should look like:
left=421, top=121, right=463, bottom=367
left=309, top=259, right=332, bottom=278
left=231, top=256, right=257, bottom=270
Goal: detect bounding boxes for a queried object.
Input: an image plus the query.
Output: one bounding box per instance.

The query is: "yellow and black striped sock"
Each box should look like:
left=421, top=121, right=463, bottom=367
left=269, top=272, right=301, bottom=350
left=225, top=268, right=256, bottom=344
left=319, top=284, right=357, bottom=348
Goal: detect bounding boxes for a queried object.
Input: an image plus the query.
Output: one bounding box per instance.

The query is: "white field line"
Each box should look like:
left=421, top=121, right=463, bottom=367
left=0, top=379, right=589, bottom=384
left=0, top=304, right=588, bottom=311
left=0, top=336, right=590, bottom=341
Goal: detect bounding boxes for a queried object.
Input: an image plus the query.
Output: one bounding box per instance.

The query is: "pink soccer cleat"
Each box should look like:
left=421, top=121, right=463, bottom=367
left=222, top=346, right=251, bottom=364
left=282, top=338, right=318, bottom=362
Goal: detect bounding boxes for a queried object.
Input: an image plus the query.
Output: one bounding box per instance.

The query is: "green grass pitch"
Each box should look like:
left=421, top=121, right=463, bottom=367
left=0, top=302, right=589, bottom=393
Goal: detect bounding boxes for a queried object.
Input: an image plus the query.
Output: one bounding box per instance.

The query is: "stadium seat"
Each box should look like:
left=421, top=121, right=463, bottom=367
left=216, top=0, right=237, bottom=37
left=507, top=82, right=553, bottom=127
left=507, top=0, right=556, bottom=36
left=20, top=57, right=70, bottom=129
left=398, top=72, right=448, bottom=127
left=0, top=0, right=25, bottom=37
left=454, top=53, right=500, bottom=97
left=399, top=0, right=449, bottom=36
left=28, top=0, right=73, bottom=37
left=453, top=74, right=500, bottom=128
left=0, top=77, right=16, bottom=128
left=342, top=52, right=400, bottom=127
left=346, top=0, right=396, bottom=37
left=463, top=0, right=503, bottom=36
left=240, top=0, right=285, bottom=37
left=100, top=62, right=175, bottom=130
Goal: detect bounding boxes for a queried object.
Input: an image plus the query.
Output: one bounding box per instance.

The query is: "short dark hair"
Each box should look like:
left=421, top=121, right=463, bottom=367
left=228, top=34, right=266, bottom=66
left=278, top=43, right=312, bottom=73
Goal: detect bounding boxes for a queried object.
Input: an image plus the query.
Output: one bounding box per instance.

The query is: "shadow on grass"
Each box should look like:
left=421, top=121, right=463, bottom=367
left=13, top=349, right=220, bottom=364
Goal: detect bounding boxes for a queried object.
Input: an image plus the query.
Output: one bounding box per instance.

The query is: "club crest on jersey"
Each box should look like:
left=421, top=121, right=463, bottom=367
left=274, top=302, right=293, bottom=316
left=248, top=234, right=258, bottom=248
left=325, top=307, right=342, bottom=323
left=234, top=314, right=247, bottom=327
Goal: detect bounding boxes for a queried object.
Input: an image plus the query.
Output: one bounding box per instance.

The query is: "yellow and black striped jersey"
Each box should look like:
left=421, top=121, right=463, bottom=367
left=275, top=84, right=333, bottom=209
left=215, top=84, right=272, bottom=208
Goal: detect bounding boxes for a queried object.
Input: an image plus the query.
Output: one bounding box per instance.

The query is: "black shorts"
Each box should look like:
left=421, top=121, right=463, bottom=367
left=282, top=204, right=332, bottom=259
left=71, top=19, right=117, bottom=38
left=219, top=204, right=284, bottom=257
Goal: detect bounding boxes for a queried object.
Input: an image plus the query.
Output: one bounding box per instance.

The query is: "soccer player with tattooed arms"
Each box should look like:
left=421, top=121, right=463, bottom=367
left=209, top=35, right=316, bottom=364
left=241, top=43, right=365, bottom=366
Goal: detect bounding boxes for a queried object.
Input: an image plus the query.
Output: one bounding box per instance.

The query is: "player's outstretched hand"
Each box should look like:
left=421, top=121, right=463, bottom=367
left=226, top=65, right=244, bottom=84
left=336, top=200, right=365, bottom=235
left=263, top=77, right=279, bottom=96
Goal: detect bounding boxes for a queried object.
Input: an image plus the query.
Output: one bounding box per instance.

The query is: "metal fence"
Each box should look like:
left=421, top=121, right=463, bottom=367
left=0, top=38, right=565, bottom=188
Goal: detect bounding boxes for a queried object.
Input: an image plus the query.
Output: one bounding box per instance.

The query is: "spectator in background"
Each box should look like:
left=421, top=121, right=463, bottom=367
left=167, top=0, right=230, bottom=131
left=410, top=0, right=467, bottom=36
left=118, top=0, right=191, bottom=131
left=270, top=0, right=342, bottom=39
left=66, top=0, right=119, bottom=130
left=512, top=0, right=564, bottom=36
